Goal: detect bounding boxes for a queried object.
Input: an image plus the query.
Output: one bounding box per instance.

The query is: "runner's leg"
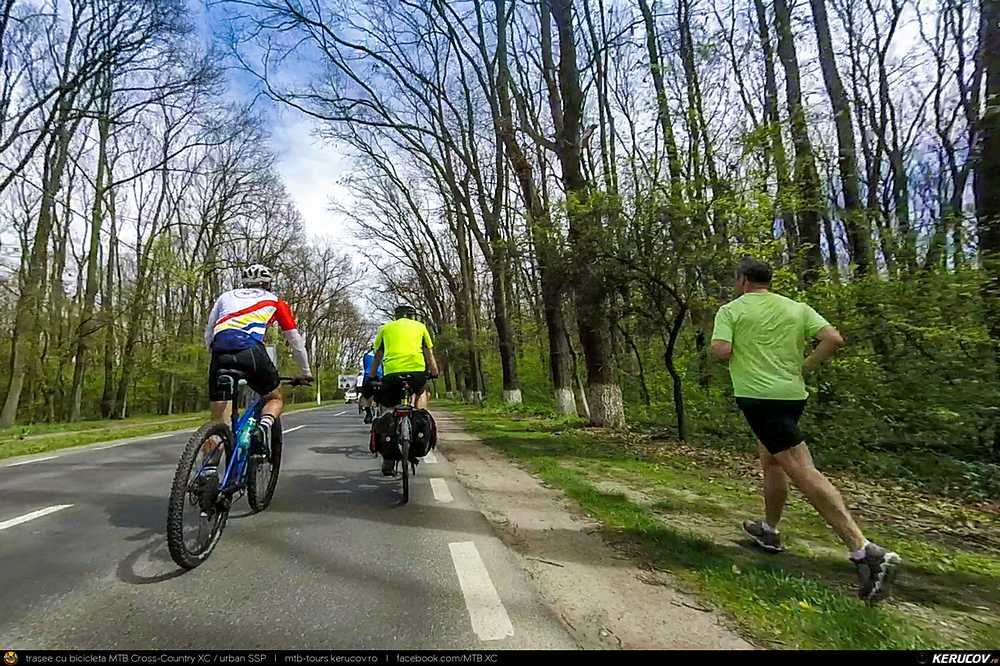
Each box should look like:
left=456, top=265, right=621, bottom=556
left=774, top=442, right=866, bottom=551
left=758, top=441, right=788, bottom=528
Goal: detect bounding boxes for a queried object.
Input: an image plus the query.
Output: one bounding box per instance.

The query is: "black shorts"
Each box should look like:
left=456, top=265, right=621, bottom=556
left=208, top=344, right=280, bottom=401
left=378, top=372, right=428, bottom=408
left=736, top=397, right=807, bottom=455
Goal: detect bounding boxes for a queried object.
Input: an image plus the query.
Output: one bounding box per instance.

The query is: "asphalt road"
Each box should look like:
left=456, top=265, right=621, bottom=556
left=0, top=406, right=577, bottom=650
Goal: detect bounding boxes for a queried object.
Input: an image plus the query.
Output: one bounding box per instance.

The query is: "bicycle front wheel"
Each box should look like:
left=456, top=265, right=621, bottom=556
left=167, top=422, right=232, bottom=569
left=248, top=417, right=282, bottom=512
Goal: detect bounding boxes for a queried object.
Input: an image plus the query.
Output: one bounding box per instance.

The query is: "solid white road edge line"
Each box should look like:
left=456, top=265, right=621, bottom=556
left=430, top=478, right=454, bottom=503
left=448, top=541, right=514, bottom=641
left=0, top=504, right=74, bottom=531
left=3, top=455, right=59, bottom=468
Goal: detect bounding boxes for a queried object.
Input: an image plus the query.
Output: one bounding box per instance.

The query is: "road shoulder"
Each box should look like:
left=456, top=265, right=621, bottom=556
left=434, top=411, right=753, bottom=650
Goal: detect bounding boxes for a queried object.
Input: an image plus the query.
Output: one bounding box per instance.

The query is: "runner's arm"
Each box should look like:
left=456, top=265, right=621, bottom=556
left=803, top=326, right=844, bottom=374
left=710, top=307, right=733, bottom=361
left=710, top=341, right=732, bottom=361
left=801, top=306, right=841, bottom=374
left=273, top=300, right=312, bottom=377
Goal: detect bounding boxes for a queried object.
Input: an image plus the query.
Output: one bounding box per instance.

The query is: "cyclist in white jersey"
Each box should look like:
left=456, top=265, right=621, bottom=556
left=204, top=264, right=313, bottom=450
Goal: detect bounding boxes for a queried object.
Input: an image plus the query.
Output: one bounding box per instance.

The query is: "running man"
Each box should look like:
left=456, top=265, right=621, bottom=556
left=711, top=257, right=901, bottom=602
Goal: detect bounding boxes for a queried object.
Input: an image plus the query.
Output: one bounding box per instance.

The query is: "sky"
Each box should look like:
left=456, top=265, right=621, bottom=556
left=269, top=114, right=357, bottom=240
left=196, top=1, right=357, bottom=243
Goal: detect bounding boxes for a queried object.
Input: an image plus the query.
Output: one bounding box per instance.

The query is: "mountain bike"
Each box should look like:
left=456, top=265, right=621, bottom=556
left=166, top=372, right=306, bottom=569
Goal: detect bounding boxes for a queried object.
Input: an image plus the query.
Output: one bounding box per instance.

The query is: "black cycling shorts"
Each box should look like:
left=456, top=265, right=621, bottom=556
left=736, top=397, right=807, bottom=455
left=208, top=344, right=280, bottom=401
left=378, top=372, right=428, bottom=408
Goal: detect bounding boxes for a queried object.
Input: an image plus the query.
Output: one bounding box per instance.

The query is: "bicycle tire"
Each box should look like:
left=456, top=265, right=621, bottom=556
left=167, top=422, right=232, bottom=569
left=247, top=416, right=282, bottom=513
left=399, top=416, right=411, bottom=504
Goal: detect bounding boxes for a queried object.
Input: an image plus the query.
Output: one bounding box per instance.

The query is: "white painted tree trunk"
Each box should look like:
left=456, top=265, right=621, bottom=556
left=554, top=387, right=576, bottom=416
left=502, top=388, right=522, bottom=404
left=587, top=383, right=625, bottom=428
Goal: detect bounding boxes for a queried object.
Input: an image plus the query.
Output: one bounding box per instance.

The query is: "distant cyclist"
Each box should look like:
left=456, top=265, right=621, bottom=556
left=711, top=257, right=900, bottom=602
left=364, top=304, right=439, bottom=475
left=204, top=265, right=313, bottom=463
left=354, top=370, right=365, bottom=412
left=360, top=343, right=383, bottom=424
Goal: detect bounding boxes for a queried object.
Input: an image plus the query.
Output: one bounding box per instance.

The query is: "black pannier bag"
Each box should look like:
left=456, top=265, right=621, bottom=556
left=409, top=409, right=438, bottom=460
left=372, top=412, right=401, bottom=459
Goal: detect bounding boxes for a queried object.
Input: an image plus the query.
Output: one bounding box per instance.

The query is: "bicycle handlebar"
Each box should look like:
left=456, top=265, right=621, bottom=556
left=279, top=376, right=313, bottom=387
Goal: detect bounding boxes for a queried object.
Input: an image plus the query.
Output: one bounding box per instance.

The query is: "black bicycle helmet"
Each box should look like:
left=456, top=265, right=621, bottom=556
left=394, top=303, right=417, bottom=319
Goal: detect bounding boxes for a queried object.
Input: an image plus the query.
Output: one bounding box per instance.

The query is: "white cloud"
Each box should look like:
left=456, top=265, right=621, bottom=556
left=269, top=112, right=357, bottom=241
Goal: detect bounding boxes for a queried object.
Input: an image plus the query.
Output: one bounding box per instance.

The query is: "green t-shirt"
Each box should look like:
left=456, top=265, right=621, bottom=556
left=374, top=317, right=434, bottom=375
left=711, top=292, right=831, bottom=400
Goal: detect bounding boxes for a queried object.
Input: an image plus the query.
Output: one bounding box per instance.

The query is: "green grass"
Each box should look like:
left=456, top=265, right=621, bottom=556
left=442, top=400, right=1000, bottom=650
left=0, top=400, right=339, bottom=461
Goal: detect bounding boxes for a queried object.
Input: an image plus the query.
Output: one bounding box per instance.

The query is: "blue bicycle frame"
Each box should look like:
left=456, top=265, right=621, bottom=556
left=219, top=396, right=264, bottom=491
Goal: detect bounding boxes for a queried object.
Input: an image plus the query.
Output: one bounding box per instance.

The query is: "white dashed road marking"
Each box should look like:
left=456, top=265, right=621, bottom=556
left=430, top=478, right=453, bottom=503
left=421, top=451, right=438, bottom=464
left=284, top=425, right=307, bottom=434
left=448, top=541, right=514, bottom=641
left=0, top=505, right=74, bottom=531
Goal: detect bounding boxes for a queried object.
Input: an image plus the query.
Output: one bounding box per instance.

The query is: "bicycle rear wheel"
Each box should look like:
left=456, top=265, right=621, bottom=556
left=167, top=422, right=232, bottom=569
left=399, top=416, right=411, bottom=504
left=247, top=417, right=282, bottom=512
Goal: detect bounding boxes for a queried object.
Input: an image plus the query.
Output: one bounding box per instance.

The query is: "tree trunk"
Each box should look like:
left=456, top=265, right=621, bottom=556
left=453, top=210, right=483, bottom=403
left=547, top=0, right=623, bottom=427
left=70, top=73, right=112, bottom=421
left=823, top=213, right=841, bottom=279
left=664, top=305, right=688, bottom=441
left=620, top=324, right=651, bottom=406
left=753, top=0, right=797, bottom=250
left=809, top=0, right=870, bottom=275
left=773, top=0, right=824, bottom=283
left=100, top=206, right=118, bottom=419
left=974, top=0, right=1000, bottom=453
left=496, top=0, right=574, bottom=414
left=1, top=121, right=73, bottom=426
left=565, top=327, right=591, bottom=421
left=491, top=267, right=522, bottom=404
left=638, top=0, right=683, bottom=194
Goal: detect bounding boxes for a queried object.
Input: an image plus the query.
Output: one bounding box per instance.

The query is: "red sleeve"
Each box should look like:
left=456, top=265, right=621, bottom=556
left=272, top=300, right=297, bottom=331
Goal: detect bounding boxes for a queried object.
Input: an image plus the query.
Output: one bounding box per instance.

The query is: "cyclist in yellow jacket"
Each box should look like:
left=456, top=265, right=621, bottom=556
left=365, top=303, right=439, bottom=475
